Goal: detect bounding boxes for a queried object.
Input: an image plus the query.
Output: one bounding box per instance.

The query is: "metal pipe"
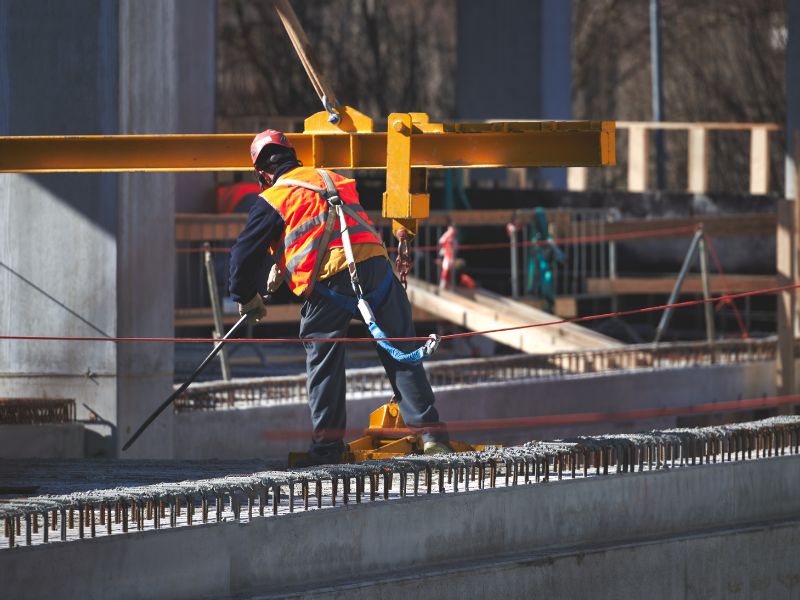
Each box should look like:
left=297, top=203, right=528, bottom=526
left=508, top=223, right=519, bottom=298
left=653, top=228, right=704, bottom=345
left=204, top=242, right=231, bottom=381
left=698, top=229, right=716, bottom=348
left=650, top=0, right=666, bottom=190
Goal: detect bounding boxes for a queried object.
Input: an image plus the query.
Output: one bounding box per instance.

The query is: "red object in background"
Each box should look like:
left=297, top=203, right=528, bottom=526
left=216, top=182, right=262, bottom=214
left=438, top=225, right=457, bottom=289
left=459, top=273, right=476, bottom=289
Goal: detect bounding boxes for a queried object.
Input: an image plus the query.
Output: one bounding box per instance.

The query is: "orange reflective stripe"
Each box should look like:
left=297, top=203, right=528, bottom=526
left=262, top=166, right=382, bottom=295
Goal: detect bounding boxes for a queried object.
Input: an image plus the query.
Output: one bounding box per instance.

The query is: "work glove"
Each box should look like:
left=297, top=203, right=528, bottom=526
left=238, top=293, right=266, bottom=324
left=266, top=263, right=286, bottom=294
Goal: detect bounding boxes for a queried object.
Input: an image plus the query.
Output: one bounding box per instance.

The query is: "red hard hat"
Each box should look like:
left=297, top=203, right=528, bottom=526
left=250, top=129, right=293, bottom=166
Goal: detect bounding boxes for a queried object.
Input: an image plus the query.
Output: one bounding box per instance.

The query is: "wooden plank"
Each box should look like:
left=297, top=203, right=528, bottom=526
left=175, top=212, right=777, bottom=243
left=687, top=127, right=709, bottom=194
left=586, top=275, right=777, bottom=296
left=567, top=167, right=588, bottom=192
left=405, top=277, right=620, bottom=353
left=617, top=121, right=780, bottom=131
left=627, top=126, right=649, bottom=192
left=175, top=214, right=247, bottom=241
left=175, top=304, right=301, bottom=328
left=603, top=214, right=775, bottom=238
left=749, top=127, right=770, bottom=195
left=776, top=198, right=797, bottom=398
left=175, top=303, right=437, bottom=328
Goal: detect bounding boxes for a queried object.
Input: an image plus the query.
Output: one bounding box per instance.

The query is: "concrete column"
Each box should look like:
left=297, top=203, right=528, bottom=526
left=456, top=0, right=572, bottom=189
left=0, top=0, right=215, bottom=458
left=786, top=0, right=799, bottom=199
left=777, top=3, right=799, bottom=406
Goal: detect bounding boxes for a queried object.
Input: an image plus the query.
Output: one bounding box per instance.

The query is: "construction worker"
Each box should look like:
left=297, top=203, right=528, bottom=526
left=229, top=129, right=450, bottom=464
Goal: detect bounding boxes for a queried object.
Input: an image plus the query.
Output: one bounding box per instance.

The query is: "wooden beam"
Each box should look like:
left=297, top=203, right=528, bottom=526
left=175, top=304, right=437, bottom=328
left=586, top=275, right=777, bottom=296
left=404, top=277, right=620, bottom=353
left=687, top=127, right=709, bottom=194
left=603, top=214, right=775, bottom=239
left=749, top=127, right=770, bottom=195
left=627, top=126, right=649, bottom=192
left=174, top=212, right=778, bottom=243
left=776, top=198, right=797, bottom=398
left=567, top=167, right=588, bottom=191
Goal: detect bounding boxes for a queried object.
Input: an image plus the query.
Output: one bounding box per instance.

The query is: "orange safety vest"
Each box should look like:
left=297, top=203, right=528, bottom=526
left=261, top=166, right=383, bottom=296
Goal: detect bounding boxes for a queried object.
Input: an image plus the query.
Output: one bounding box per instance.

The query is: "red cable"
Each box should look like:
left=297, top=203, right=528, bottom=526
left=704, top=234, right=749, bottom=339
left=2, top=282, right=797, bottom=345
left=262, top=393, right=800, bottom=440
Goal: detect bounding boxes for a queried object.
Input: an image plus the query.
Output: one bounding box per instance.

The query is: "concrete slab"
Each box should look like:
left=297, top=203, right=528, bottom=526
left=2, top=453, right=799, bottom=599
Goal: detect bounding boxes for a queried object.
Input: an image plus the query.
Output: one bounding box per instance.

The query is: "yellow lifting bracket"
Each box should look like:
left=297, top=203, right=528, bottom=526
left=288, top=398, right=495, bottom=466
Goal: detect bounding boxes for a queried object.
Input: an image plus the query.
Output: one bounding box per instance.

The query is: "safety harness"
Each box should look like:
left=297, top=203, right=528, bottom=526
left=274, top=169, right=440, bottom=364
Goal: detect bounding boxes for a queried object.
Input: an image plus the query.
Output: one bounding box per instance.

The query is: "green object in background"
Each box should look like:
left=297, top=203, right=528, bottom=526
left=527, top=207, right=565, bottom=314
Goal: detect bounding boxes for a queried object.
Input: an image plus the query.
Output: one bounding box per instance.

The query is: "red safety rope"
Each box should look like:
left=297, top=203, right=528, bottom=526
left=2, top=282, right=798, bottom=345
left=261, top=393, right=800, bottom=440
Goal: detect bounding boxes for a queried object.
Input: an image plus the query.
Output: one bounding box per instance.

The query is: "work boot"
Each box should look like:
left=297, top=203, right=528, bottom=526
left=291, top=442, right=345, bottom=468
left=291, top=451, right=343, bottom=468
left=423, top=441, right=453, bottom=455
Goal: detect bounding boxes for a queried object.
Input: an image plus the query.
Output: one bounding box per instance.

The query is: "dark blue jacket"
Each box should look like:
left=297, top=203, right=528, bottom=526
left=228, top=163, right=298, bottom=303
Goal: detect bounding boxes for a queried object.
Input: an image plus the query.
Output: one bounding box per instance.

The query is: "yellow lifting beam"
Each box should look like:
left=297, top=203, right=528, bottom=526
left=0, top=106, right=615, bottom=236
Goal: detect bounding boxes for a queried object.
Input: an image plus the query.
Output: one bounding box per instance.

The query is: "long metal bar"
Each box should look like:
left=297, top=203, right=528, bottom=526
left=203, top=243, right=231, bottom=381
left=653, top=228, right=704, bottom=345
left=121, top=314, right=249, bottom=451
left=650, top=0, right=666, bottom=190
left=508, top=224, right=520, bottom=299
left=698, top=233, right=716, bottom=347
left=0, top=124, right=615, bottom=173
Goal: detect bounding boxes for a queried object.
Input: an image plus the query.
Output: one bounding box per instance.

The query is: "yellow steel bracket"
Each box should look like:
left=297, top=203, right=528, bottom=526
left=382, top=113, right=431, bottom=239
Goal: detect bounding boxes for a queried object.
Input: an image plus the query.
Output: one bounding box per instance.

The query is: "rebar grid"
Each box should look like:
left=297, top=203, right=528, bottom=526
left=2, top=415, right=798, bottom=550
left=175, top=338, right=779, bottom=411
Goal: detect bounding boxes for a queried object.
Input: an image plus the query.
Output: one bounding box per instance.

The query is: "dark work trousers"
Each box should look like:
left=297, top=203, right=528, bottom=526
left=299, top=256, right=448, bottom=458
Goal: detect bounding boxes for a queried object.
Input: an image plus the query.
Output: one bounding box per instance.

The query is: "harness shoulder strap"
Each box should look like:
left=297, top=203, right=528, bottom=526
left=303, top=171, right=341, bottom=296
left=272, top=178, right=326, bottom=195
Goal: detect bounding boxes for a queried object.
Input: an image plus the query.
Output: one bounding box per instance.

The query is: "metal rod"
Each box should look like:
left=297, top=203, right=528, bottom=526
left=698, top=229, right=716, bottom=347
left=122, top=313, right=250, bottom=451
left=508, top=223, right=519, bottom=298
left=204, top=242, right=231, bottom=381
left=650, top=0, right=666, bottom=190
left=653, top=228, right=704, bottom=345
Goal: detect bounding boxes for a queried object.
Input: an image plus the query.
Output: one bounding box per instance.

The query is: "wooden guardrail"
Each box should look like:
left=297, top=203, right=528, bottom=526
left=567, top=122, right=781, bottom=195
left=176, top=211, right=777, bottom=242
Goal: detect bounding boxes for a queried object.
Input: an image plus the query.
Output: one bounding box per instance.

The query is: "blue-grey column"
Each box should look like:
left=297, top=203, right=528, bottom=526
left=116, top=0, right=215, bottom=458
left=456, top=0, right=572, bottom=189
left=0, top=0, right=120, bottom=456
left=0, top=0, right=215, bottom=458
left=787, top=0, right=799, bottom=199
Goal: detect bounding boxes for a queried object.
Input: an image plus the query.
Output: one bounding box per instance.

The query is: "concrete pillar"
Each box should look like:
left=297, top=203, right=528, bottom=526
left=456, top=0, right=572, bottom=189
left=777, top=3, right=800, bottom=406
left=786, top=0, right=799, bottom=199
left=0, top=0, right=215, bottom=457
